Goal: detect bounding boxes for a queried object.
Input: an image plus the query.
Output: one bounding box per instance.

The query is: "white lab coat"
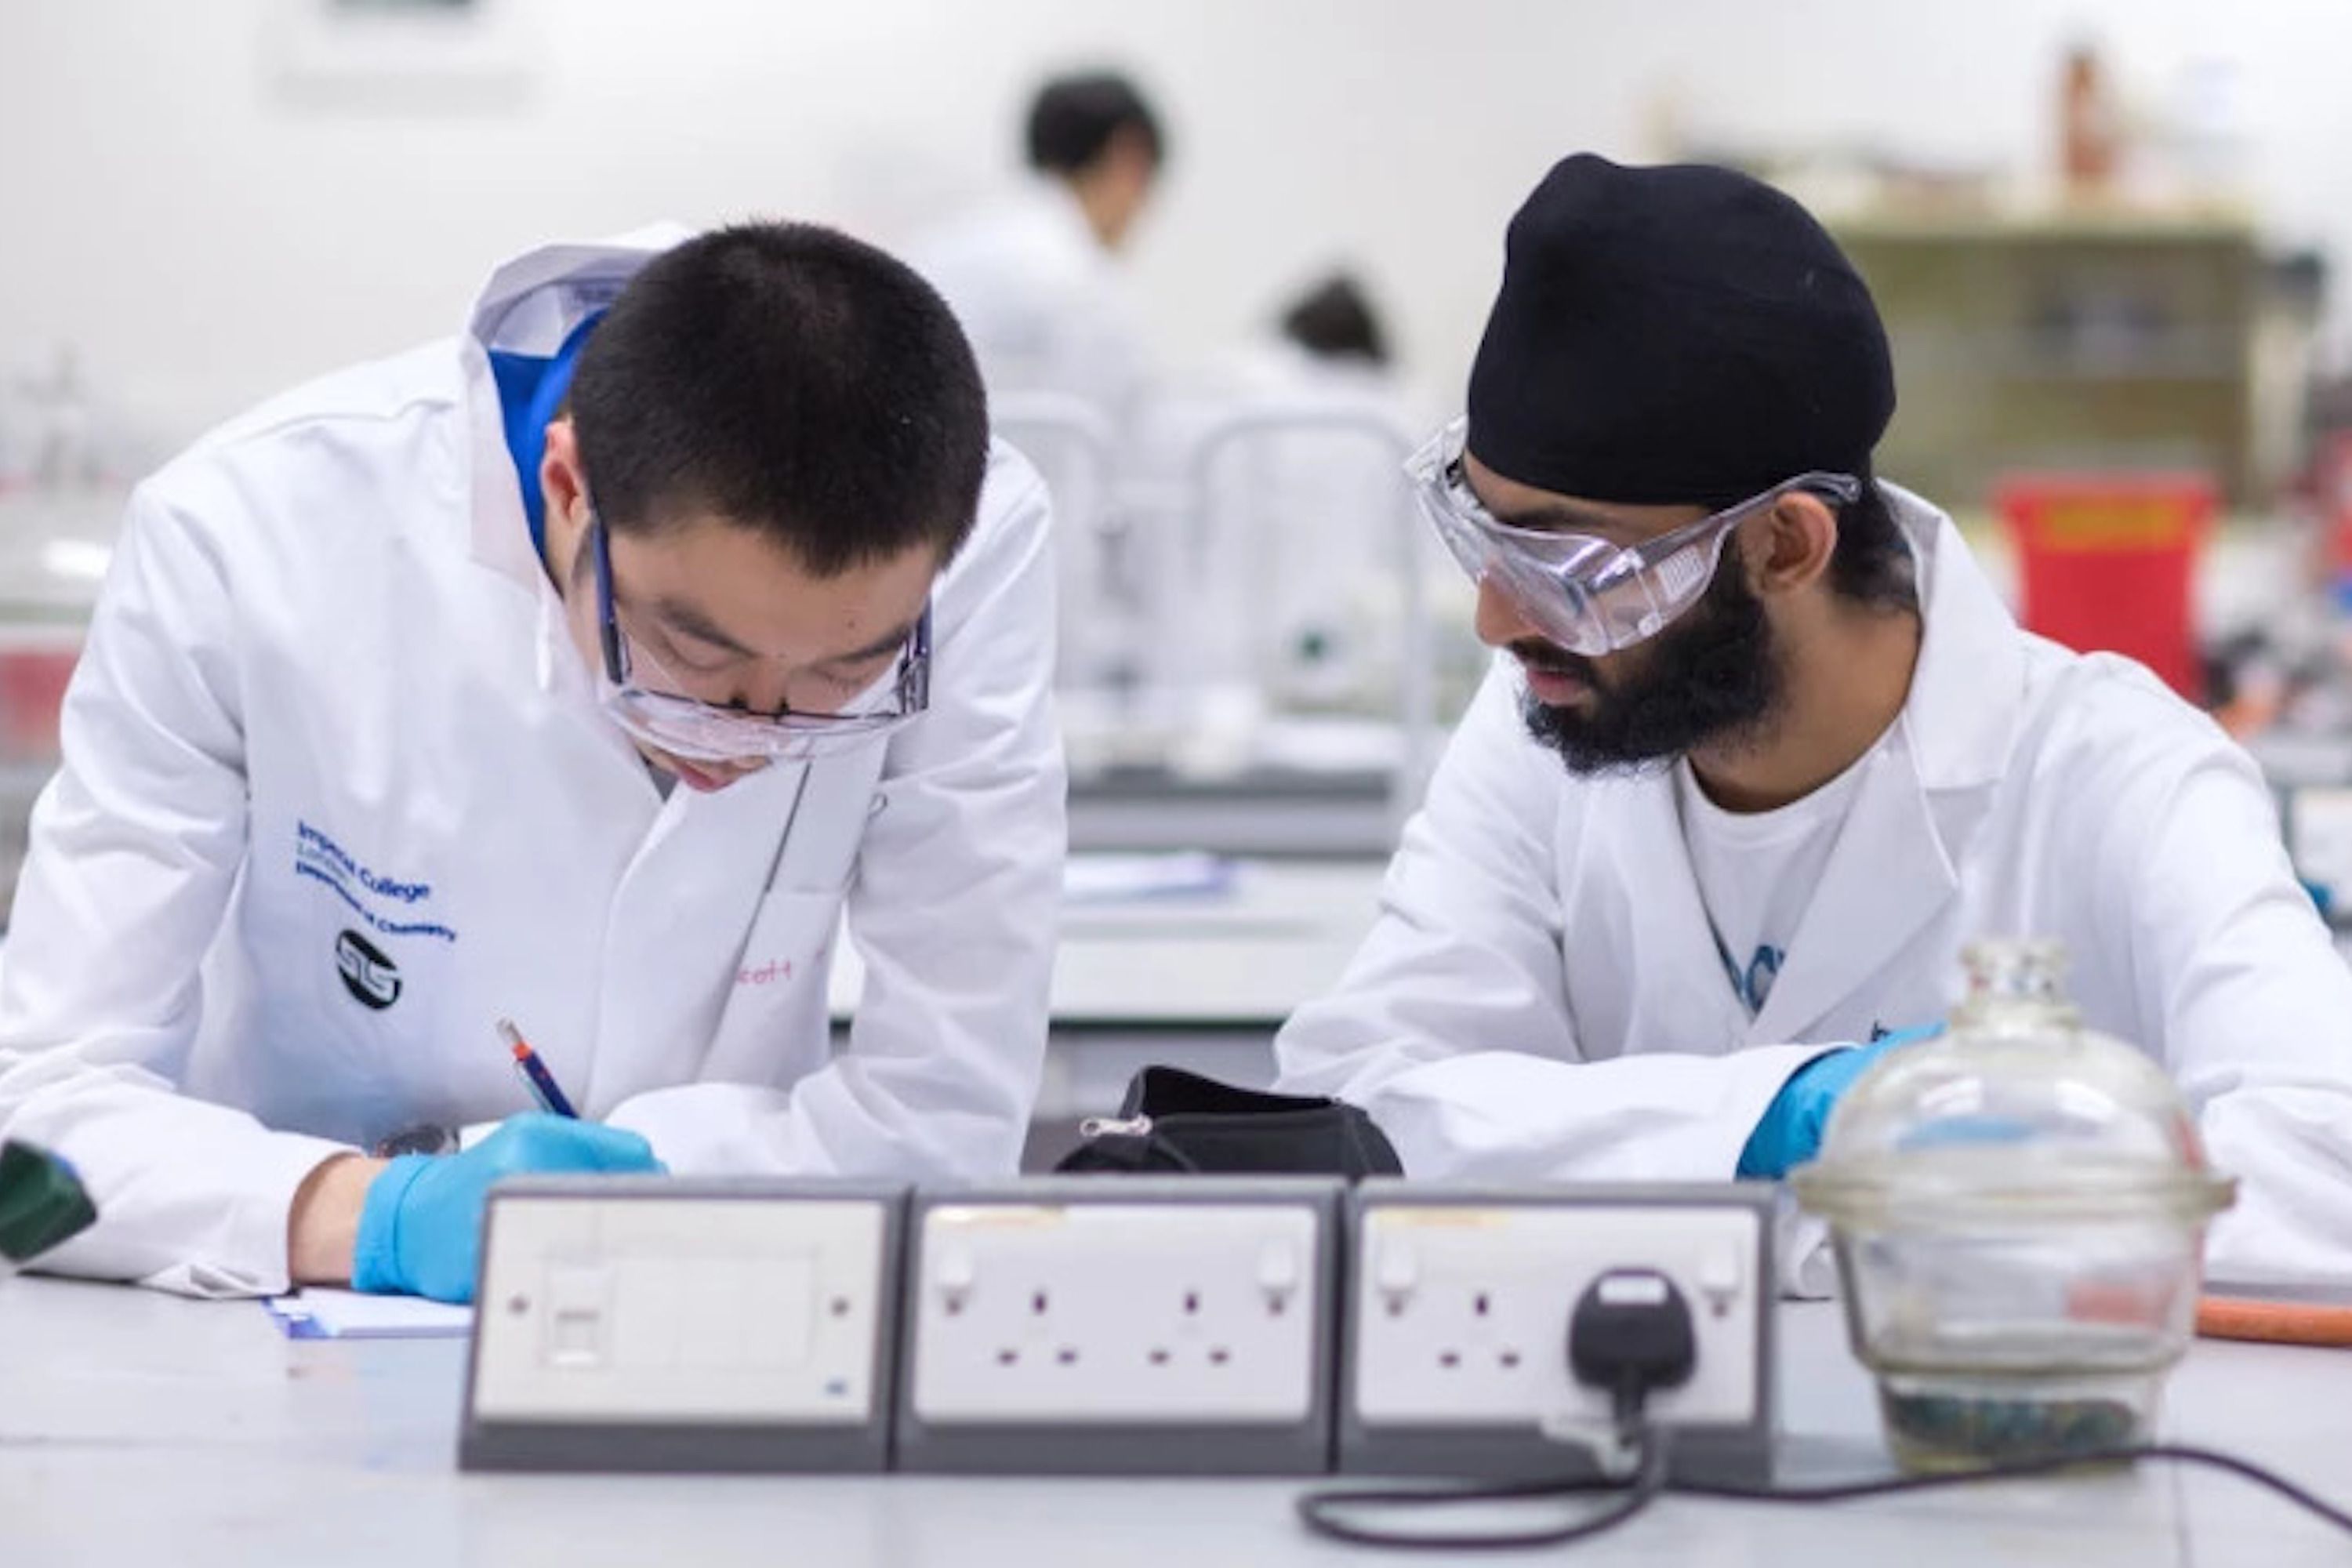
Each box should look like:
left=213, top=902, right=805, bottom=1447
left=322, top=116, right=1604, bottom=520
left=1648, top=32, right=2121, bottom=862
left=0, top=232, right=1066, bottom=1298
left=908, top=179, right=1150, bottom=425
left=1277, top=488, right=2352, bottom=1290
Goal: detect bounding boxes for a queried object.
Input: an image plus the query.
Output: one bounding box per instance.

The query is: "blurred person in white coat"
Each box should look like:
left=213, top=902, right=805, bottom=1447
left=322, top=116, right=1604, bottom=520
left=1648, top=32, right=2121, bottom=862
left=0, top=223, right=1065, bottom=1301
left=1275, top=155, right=2352, bottom=1289
left=913, top=70, right=1165, bottom=425
left=1234, top=274, right=1426, bottom=717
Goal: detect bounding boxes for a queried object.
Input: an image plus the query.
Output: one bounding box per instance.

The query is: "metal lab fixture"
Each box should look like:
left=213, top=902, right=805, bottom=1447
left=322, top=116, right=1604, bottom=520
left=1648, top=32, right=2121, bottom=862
left=1001, top=394, right=1444, bottom=855
left=1174, top=401, right=1439, bottom=835
left=989, top=392, right=1128, bottom=699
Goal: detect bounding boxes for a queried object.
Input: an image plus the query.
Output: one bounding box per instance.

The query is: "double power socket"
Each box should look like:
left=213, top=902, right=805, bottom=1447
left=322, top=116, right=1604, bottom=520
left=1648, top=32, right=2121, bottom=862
left=462, top=1176, right=1773, bottom=1482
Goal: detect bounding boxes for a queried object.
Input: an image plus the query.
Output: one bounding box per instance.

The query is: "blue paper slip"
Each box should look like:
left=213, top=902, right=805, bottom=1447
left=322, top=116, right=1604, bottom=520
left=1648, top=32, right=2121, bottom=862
left=1063, top=852, right=1239, bottom=905
left=263, top=1287, right=474, bottom=1340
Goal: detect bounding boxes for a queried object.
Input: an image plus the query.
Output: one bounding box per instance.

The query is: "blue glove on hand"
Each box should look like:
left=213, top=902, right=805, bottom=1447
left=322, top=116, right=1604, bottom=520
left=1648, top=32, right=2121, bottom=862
left=352, top=1112, right=664, bottom=1302
left=1737, top=1025, right=1942, bottom=1181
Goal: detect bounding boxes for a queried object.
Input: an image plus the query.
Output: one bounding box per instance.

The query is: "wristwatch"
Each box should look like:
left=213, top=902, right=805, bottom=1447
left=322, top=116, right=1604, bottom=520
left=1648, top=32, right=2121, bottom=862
left=372, top=1124, right=457, bottom=1158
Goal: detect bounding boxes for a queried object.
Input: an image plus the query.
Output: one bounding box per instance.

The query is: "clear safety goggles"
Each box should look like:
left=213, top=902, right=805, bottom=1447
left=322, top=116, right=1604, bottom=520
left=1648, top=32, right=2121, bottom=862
left=1406, top=416, right=1861, bottom=657
left=589, top=517, right=931, bottom=764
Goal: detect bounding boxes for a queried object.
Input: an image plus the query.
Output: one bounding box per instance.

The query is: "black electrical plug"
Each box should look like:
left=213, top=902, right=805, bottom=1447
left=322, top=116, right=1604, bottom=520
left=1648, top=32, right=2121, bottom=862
left=1295, top=1265, right=1698, bottom=1548
left=1570, top=1269, right=1697, bottom=1433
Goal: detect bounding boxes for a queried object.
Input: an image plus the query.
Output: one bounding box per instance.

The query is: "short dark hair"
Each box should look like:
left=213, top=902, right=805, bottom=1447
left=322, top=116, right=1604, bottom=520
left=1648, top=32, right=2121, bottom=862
left=569, top=222, right=988, bottom=575
left=1279, top=273, right=1390, bottom=366
left=1025, top=71, right=1163, bottom=176
left=1828, top=474, right=1918, bottom=612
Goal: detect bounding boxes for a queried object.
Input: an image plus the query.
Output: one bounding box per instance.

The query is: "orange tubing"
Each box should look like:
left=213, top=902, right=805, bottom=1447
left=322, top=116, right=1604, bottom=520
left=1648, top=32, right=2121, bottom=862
left=2197, top=1296, right=2352, bottom=1347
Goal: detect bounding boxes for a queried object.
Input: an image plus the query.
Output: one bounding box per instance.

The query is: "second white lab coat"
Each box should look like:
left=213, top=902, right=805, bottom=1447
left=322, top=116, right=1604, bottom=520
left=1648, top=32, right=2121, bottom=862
left=908, top=179, right=1151, bottom=425
left=0, top=232, right=1067, bottom=1297
left=1276, top=488, right=2352, bottom=1290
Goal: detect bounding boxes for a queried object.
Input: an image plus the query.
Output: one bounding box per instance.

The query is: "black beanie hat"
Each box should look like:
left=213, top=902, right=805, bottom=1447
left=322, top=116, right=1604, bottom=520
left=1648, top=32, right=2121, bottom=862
left=1466, top=154, right=1894, bottom=508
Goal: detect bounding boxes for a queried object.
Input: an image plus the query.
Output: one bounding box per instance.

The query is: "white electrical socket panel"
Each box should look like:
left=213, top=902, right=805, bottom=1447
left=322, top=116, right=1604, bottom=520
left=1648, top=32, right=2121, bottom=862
left=1341, top=1183, right=1776, bottom=1485
left=460, top=1177, right=906, bottom=1472
left=894, top=1177, right=1344, bottom=1474
left=909, top=1206, right=1317, bottom=1422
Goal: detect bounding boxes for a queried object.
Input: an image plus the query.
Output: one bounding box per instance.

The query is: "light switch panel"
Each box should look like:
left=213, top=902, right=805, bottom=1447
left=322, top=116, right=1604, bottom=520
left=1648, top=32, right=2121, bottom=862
left=459, top=1176, right=906, bottom=1473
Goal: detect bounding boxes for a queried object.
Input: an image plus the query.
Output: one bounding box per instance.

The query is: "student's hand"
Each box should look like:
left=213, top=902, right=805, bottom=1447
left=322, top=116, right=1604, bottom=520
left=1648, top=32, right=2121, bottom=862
left=1737, top=1025, right=1942, bottom=1180
left=350, top=1113, right=664, bottom=1302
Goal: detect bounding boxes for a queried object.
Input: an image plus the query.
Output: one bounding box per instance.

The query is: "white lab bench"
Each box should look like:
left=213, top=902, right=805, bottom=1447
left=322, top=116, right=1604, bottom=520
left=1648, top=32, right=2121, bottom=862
left=828, top=857, right=1387, bottom=1132
left=1, top=1273, right=2344, bottom=1566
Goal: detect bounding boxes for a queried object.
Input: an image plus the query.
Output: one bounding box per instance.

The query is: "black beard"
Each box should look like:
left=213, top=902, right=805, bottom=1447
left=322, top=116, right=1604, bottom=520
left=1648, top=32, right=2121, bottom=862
left=1517, top=558, right=1782, bottom=774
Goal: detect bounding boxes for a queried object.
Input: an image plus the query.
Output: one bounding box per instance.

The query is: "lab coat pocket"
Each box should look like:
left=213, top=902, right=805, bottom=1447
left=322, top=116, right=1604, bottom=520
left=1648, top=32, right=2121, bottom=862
left=699, top=887, right=844, bottom=1087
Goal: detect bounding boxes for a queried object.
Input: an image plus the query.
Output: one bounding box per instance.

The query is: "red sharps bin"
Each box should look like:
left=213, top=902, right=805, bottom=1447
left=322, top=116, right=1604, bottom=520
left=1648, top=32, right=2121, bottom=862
left=1996, top=473, right=2216, bottom=703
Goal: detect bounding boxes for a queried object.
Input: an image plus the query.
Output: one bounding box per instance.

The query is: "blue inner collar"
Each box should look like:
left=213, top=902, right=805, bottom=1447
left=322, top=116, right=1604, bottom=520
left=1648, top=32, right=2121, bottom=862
left=486, top=310, right=604, bottom=561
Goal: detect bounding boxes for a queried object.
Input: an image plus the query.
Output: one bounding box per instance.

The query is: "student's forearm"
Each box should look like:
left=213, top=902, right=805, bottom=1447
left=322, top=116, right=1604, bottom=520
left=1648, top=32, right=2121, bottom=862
left=287, top=1153, right=387, bottom=1285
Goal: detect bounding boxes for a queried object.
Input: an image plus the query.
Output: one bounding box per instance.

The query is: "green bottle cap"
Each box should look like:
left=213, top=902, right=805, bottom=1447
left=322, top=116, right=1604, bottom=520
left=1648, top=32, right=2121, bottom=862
left=0, top=1141, right=97, bottom=1265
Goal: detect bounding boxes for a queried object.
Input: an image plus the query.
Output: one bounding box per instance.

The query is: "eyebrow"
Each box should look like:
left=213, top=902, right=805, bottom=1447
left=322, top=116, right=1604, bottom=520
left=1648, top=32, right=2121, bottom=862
left=1461, top=463, right=1639, bottom=538
left=650, top=596, right=759, bottom=659
left=1494, top=499, right=1634, bottom=535
left=819, top=619, right=921, bottom=670
left=651, top=595, right=916, bottom=669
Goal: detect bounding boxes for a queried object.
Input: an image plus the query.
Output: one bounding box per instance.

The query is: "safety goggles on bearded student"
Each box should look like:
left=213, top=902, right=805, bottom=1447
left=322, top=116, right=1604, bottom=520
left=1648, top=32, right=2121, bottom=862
left=1407, top=416, right=1861, bottom=656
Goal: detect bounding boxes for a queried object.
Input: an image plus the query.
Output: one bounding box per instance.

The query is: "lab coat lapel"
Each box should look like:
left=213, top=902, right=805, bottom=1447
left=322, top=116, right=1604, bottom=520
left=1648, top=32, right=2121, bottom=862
left=579, top=760, right=810, bottom=1109
left=699, top=749, right=887, bottom=1083
left=1745, top=741, right=1956, bottom=1046
left=1745, top=485, right=2022, bottom=1046
left=1602, top=773, right=1752, bottom=1051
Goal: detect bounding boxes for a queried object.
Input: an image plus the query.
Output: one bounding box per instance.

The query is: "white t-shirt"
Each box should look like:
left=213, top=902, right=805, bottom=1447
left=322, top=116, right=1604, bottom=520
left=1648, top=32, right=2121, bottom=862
left=1675, top=750, right=1874, bottom=1016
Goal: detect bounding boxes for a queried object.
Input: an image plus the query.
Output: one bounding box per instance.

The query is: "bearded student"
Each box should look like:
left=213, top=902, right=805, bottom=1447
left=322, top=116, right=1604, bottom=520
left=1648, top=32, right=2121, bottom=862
left=1273, top=154, right=2352, bottom=1289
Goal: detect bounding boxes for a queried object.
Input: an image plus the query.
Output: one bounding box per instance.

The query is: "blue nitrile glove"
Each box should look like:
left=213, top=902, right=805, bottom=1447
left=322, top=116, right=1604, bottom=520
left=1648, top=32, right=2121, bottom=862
left=352, top=1112, right=664, bottom=1302
left=1737, top=1025, right=1943, bottom=1180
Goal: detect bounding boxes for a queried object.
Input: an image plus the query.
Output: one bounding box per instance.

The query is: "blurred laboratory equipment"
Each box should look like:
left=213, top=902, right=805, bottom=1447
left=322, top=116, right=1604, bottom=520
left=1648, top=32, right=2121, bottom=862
left=2155, top=56, right=2251, bottom=208
left=1129, top=279, right=1431, bottom=731
left=1247, top=277, right=1419, bottom=717
left=1835, top=213, right=2269, bottom=510
left=2059, top=42, right=2123, bottom=200
left=988, top=390, right=1130, bottom=705
left=1050, top=270, right=1474, bottom=854
left=1171, top=399, right=1438, bottom=818
left=1795, top=939, right=2235, bottom=1472
left=0, top=347, right=140, bottom=926
left=1053, top=389, right=1454, bottom=855
left=1998, top=472, right=2213, bottom=700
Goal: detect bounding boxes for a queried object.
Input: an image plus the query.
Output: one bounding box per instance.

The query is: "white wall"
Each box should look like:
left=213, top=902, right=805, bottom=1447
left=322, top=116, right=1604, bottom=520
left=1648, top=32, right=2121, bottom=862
left=4, top=0, right=2351, bottom=448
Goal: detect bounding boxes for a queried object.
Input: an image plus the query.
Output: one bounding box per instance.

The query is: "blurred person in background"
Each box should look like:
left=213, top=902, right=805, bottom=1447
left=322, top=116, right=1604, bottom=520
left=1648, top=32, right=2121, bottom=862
left=913, top=69, right=1167, bottom=426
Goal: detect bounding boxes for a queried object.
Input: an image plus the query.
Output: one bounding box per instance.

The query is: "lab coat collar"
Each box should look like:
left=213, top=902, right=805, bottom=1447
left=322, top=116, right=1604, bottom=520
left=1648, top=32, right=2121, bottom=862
left=1018, top=172, right=1102, bottom=249
left=1884, top=482, right=2028, bottom=793
left=456, top=225, right=692, bottom=589
left=465, top=224, right=691, bottom=356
